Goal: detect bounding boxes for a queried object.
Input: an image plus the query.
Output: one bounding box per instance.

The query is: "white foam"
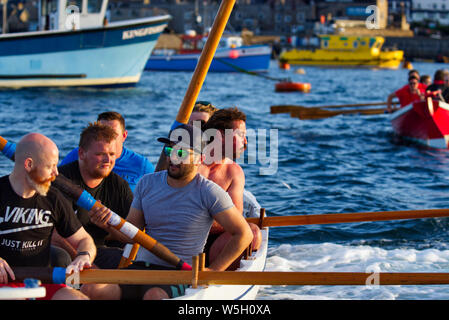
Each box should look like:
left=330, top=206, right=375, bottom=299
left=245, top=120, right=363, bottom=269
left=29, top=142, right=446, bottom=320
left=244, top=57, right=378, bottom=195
left=259, top=243, right=449, bottom=300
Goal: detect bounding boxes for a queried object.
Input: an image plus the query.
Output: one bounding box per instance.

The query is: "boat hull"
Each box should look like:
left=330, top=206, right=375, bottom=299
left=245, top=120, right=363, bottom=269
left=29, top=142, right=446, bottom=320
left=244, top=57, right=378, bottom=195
left=0, top=16, right=170, bottom=88
left=145, top=45, right=271, bottom=72
left=173, top=227, right=269, bottom=300
left=391, top=99, right=449, bottom=149
left=280, top=49, right=403, bottom=69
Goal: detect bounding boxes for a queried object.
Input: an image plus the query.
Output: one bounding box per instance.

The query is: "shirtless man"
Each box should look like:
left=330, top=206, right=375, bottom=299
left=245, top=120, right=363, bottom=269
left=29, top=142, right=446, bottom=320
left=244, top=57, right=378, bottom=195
left=0, top=133, right=96, bottom=300
left=200, top=107, right=262, bottom=266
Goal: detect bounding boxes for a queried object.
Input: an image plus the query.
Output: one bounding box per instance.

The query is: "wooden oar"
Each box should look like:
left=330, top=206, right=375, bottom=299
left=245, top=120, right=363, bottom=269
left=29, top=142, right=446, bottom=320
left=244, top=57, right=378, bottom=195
left=271, top=101, right=399, bottom=114
left=246, top=208, right=449, bottom=228
left=292, top=107, right=398, bottom=120
left=155, top=0, right=237, bottom=171
left=0, top=136, right=191, bottom=271
left=11, top=267, right=449, bottom=286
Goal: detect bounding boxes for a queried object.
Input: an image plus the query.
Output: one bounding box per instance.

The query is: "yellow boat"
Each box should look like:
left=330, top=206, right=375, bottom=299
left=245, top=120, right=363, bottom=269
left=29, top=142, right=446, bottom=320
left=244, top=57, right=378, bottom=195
left=280, top=35, right=404, bottom=69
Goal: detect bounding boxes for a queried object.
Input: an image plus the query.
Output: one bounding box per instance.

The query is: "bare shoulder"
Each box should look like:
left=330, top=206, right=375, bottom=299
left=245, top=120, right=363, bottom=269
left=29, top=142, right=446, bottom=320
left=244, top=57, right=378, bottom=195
left=225, top=159, right=244, bottom=177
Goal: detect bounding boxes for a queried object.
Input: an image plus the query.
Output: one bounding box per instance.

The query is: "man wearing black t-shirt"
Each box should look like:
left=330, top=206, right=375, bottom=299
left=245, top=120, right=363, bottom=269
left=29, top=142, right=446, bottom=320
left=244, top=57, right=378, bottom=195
left=0, top=133, right=96, bottom=300
left=57, top=123, right=133, bottom=269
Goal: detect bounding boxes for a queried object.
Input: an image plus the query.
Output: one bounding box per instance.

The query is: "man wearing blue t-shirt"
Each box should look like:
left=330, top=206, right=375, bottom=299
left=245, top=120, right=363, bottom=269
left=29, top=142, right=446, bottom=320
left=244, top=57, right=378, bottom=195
left=60, top=111, right=154, bottom=192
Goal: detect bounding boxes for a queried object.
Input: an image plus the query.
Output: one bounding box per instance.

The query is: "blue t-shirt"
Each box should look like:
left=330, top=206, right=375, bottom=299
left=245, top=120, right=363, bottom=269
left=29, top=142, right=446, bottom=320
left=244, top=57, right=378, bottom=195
left=59, top=147, right=154, bottom=192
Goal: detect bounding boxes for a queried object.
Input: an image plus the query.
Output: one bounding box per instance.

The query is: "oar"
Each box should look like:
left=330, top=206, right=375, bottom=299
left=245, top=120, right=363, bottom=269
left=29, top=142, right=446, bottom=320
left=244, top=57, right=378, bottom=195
left=292, top=107, right=398, bottom=120
left=246, top=208, right=449, bottom=228
left=154, top=0, right=237, bottom=171
left=11, top=267, right=449, bottom=286
left=0, top=136, right=191, bottom=271
left=271, top=101, right=399, bottom=114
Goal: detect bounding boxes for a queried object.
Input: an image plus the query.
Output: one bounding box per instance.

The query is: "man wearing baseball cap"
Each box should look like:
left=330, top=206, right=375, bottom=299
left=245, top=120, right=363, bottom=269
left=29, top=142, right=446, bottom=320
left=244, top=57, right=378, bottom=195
left=82, top=124, right=253, bottom=300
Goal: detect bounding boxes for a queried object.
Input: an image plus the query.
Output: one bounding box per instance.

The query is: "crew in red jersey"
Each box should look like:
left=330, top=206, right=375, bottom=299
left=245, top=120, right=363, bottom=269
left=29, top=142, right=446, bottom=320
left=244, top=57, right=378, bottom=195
left=387, top=70, right=426, bottom=112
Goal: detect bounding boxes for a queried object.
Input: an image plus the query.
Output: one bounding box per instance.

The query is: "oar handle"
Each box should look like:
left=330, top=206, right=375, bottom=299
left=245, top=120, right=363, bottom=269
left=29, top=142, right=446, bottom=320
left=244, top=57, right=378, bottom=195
left=0, top=136, right=15, bottom=160
left=53, top=174, right=191, bottom=271
left=10, top=267, right=66, bottom=284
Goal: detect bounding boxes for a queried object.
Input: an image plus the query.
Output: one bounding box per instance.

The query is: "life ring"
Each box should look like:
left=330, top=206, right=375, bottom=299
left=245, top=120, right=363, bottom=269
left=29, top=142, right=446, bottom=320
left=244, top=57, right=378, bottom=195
left=275, top=81, right=311, bottom=93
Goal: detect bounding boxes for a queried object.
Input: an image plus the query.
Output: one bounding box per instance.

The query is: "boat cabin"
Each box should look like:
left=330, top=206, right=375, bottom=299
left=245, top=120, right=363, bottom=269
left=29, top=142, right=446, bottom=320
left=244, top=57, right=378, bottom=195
left=179, top=32, right=244, bottom=54
left=319, top=35, right=384, bottom=53
left=38, top=0, right=108, bottom=31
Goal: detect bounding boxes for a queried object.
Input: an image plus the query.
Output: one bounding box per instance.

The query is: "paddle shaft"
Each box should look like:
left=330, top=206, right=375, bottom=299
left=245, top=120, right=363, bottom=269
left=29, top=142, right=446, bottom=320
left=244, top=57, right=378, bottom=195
left=155, top=0, right=236, bottom=172
left=294, top=107, right=398, bottom=120
left=271, top=101, right=399, bottom=114
left=11, top=267, right=449, bottom=286
left=246, top=208, right=449, bottom=228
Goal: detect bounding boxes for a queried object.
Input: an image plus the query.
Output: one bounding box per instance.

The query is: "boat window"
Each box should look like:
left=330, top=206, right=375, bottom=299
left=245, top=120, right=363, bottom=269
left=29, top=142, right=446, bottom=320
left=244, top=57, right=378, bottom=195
left=322, top=39, right=328, bottom=48
left=360, top=41, right=366, bottom=46
left=353, top=41, right=358, bottom=48
left=87, top=0, right=103, bottom=13
left=67, top=0, right=82, bottom=11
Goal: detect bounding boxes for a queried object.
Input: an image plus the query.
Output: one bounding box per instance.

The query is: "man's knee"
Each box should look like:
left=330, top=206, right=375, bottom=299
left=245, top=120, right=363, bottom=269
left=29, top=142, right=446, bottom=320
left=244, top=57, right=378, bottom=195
left=143, top=287, right=169, bottom=300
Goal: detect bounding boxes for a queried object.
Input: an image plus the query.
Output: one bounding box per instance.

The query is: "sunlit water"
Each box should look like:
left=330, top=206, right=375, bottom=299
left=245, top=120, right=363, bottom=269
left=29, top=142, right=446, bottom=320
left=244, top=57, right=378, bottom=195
left=1, top=61, right=449, bottom=299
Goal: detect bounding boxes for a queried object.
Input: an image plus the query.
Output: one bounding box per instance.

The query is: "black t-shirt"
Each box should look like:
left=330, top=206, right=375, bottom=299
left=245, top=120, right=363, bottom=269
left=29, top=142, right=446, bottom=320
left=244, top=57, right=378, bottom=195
left=0, top=175, right=82, bottom=267
left=58, top=161, right=133, bottom=246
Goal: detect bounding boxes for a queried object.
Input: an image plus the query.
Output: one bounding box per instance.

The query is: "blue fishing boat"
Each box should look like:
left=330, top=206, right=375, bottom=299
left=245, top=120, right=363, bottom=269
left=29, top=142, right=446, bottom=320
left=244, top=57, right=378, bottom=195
left=145, top=33, right=271, bottom=72
left=0, top=0, right=170, bottom=88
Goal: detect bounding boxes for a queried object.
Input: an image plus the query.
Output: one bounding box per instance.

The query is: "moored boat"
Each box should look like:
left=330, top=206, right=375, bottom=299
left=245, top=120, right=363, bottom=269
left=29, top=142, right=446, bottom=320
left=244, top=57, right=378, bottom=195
left=145, top=33, right=271, bottom=72
left=0, top=0, right=169, bottom=88
left=391, top=98, right=449, bottom=149
left=280, top=35, right=404, bottom=69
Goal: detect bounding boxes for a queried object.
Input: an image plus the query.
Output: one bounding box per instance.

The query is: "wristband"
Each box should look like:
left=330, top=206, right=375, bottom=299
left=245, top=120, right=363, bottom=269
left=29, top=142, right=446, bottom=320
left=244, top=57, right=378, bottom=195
left=75, top=251, right=91, bottom=259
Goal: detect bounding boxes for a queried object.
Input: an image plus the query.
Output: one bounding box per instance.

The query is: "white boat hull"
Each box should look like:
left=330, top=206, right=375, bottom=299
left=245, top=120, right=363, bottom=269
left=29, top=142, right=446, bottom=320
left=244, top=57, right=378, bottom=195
left=172, top=228, right=269, bottom=300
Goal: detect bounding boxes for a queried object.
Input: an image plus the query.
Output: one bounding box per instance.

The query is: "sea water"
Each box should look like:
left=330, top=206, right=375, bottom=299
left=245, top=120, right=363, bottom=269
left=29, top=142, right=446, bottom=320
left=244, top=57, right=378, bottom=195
left=1, top=61, right=449, bottom=300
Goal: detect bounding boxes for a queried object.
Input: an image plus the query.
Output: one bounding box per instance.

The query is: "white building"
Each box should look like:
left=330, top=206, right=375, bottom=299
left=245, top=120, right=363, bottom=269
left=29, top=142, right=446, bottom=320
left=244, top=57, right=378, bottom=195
left=411, top=0, right=449, bottom=25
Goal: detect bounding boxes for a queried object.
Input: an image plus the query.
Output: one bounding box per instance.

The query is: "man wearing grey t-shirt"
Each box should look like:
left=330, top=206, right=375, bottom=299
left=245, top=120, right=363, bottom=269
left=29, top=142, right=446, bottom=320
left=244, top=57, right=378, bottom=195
left=82, top=124, right=253, bottom=300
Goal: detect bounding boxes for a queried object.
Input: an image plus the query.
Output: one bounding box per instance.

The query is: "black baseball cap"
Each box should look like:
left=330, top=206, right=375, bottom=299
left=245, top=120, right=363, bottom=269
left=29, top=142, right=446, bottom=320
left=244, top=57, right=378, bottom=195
left=157, top=123, right=203, bottom=154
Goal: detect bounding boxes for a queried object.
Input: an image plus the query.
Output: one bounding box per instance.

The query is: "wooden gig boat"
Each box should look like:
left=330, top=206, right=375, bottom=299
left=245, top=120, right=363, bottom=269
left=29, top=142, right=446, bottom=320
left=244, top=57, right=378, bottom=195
left=391, top=98, right=449, bottom=149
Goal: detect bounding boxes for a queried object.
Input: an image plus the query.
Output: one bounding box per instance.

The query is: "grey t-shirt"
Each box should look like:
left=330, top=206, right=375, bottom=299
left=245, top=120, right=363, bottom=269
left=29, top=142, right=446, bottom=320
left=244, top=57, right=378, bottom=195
left=133, top=170, right=234, bottom=267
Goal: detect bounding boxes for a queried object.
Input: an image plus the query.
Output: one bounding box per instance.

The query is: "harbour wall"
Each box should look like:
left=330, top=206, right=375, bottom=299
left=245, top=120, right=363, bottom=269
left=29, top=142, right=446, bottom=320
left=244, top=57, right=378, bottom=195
left=384, top=36, right=449, bottom=61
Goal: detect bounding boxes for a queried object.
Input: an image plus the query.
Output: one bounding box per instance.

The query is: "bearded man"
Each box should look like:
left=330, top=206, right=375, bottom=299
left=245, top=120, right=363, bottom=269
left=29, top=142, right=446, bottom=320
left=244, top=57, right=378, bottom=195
left=0, top=133, right=96, bottom=300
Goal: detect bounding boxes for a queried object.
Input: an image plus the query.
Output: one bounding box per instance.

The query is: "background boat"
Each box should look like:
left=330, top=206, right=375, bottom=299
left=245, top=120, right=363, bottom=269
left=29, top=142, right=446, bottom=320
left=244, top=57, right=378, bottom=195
left=145, top=33, right=271, bottom=72
left=280, top=35, right=404, bottom=69
left=391, top=99, right=449, bottom=149
left=0, top=0, right=169, bottom=88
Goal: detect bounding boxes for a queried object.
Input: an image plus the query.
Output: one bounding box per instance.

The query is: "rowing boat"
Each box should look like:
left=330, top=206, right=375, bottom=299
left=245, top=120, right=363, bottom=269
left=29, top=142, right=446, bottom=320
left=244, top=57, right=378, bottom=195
left=391, top=98, right=449, bottom=149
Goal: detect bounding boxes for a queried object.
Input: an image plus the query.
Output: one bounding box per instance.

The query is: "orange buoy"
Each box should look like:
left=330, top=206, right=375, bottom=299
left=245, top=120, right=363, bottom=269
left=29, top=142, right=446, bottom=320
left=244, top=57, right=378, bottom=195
left=275, top=81, right=311, bottom=93
left=279, top=62, right=290, bottom=70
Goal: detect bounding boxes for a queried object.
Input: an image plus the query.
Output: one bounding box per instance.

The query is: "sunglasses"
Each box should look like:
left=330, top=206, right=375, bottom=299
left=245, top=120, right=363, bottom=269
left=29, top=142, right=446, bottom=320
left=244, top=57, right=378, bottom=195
left=164, top=146, right=190, bottom=159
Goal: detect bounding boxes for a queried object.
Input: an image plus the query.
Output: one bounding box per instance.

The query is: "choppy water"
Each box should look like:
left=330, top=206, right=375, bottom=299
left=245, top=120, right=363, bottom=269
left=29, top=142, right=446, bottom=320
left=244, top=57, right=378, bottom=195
left=1, top=61, right=449, bottom=300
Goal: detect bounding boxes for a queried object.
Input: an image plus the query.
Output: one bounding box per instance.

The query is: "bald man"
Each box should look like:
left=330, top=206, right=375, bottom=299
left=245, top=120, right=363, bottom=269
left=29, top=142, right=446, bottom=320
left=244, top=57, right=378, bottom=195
left=0, top=133, right=96, bottom=300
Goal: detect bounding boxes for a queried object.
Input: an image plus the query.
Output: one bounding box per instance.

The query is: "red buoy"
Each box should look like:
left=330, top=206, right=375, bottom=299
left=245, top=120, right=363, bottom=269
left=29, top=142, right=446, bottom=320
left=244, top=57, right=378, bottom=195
left=229, top=49, right=239, bottom=59
left=275, top=82, right=311, bottom=93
